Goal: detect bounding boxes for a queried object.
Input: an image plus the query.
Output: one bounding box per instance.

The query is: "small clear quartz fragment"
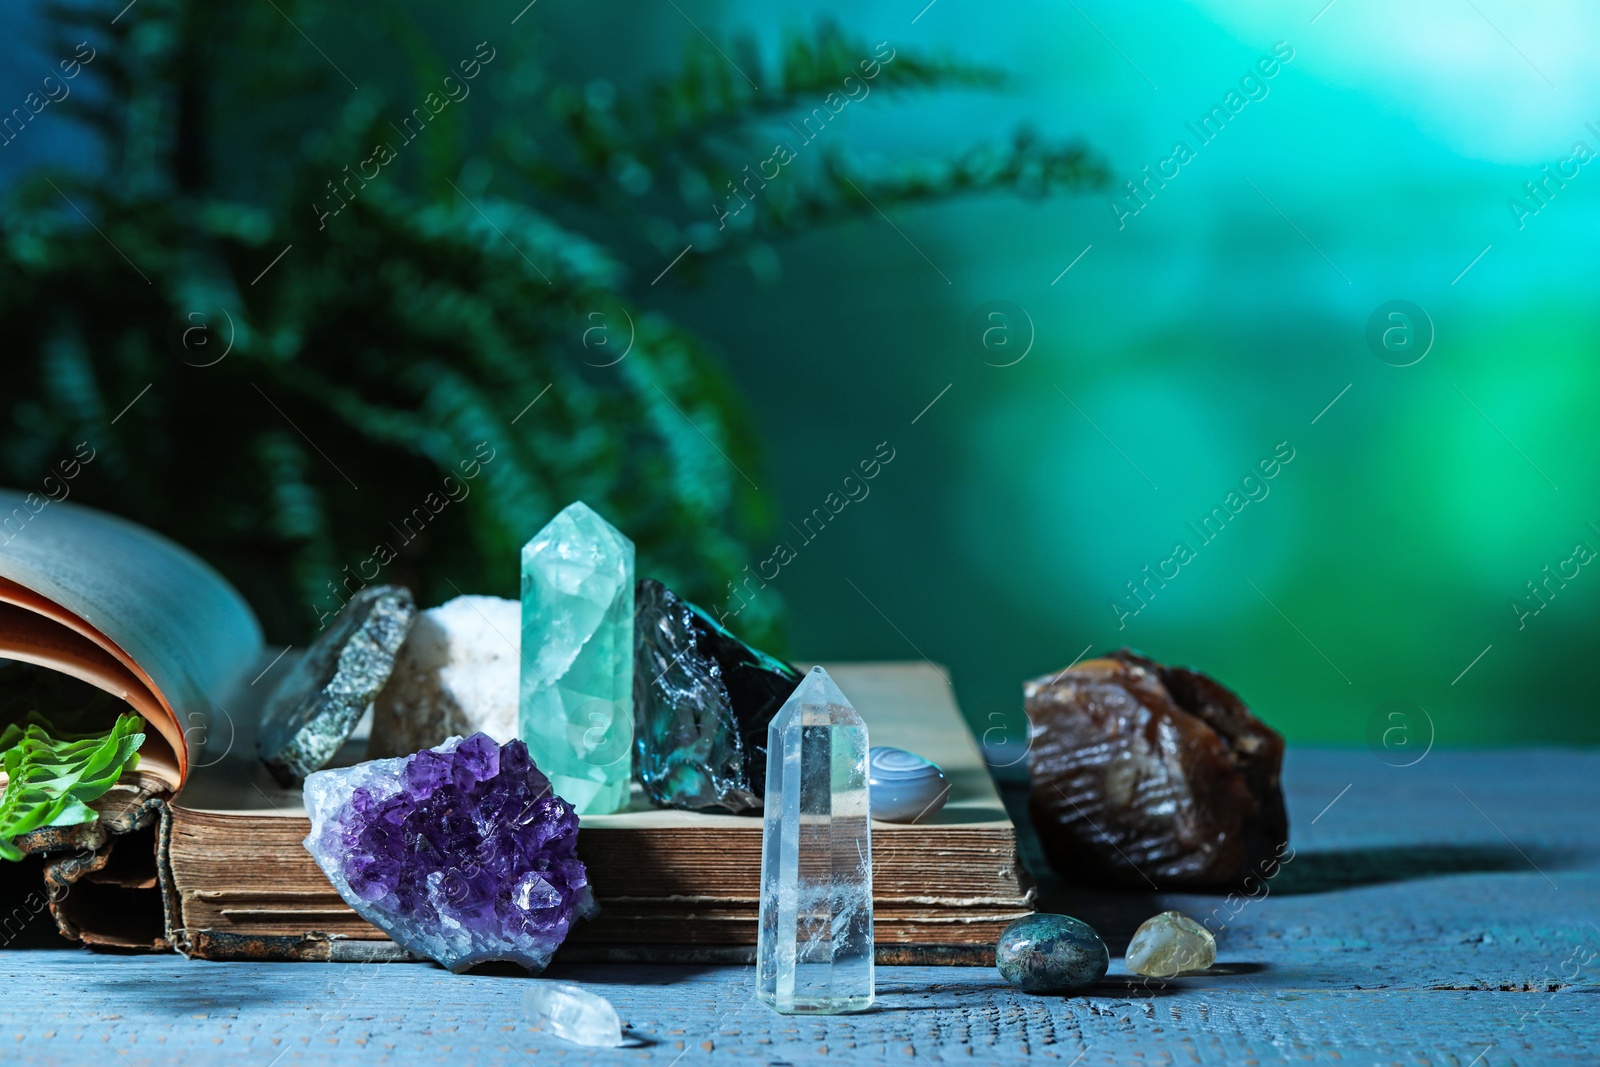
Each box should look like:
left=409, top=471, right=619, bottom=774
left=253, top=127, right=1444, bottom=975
left=1124, top=910, right=1216, bottom=977
left=522, top=982, right=625, bottom=1047
left=755, top=666, right=874, bottom=1014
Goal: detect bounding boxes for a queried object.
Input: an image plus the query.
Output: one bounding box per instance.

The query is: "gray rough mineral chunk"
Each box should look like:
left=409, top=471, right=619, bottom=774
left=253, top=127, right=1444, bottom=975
left=258, top=584, right=415, bottom=785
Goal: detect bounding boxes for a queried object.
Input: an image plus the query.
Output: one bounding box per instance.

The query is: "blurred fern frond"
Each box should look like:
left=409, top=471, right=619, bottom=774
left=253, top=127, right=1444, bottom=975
left=1, top=1, right=1104, bottom=649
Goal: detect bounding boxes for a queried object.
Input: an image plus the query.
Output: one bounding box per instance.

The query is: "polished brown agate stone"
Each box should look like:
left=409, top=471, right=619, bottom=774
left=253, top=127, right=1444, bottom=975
left=1024, top=650, right=1287, bottom=889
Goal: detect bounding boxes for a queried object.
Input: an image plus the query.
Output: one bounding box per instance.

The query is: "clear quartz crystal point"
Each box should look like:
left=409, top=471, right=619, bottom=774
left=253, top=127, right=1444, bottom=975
left=756, top=666, right=874, bottom=1014
left=521, top=982, right=625, bottom=1047
left=518, top=501, right=635, bottom=815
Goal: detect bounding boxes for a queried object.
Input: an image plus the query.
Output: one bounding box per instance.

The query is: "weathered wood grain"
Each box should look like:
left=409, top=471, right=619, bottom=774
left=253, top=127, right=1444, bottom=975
left=2, top=748, right=1595, bottom=1065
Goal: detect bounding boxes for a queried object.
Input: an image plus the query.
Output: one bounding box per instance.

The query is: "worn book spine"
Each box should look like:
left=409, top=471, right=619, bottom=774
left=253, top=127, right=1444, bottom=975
left=162, top=812, right=1035, bottom=965
left=14, top=773, right=172, bottom=949
left=179, top=932, right=1004, bottom=967
left=160, top=661, right=1034, bottom=965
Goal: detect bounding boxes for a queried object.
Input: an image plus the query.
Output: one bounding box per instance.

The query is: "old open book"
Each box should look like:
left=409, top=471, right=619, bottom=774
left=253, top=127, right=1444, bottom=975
left=0, top=490, right=261, bottom=945
left=0, top=494, right=1032, bottom=961
left=167, top=661, right=1033, bottom=964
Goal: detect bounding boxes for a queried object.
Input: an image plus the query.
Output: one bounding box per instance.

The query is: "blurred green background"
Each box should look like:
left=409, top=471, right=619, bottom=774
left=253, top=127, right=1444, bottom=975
left=4, top=0, right=1595, bottom=748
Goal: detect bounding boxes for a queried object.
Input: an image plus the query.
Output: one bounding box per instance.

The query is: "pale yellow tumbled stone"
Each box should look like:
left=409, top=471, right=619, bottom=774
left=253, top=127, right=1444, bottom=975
left=1124, top=910, right=1216, bottom=978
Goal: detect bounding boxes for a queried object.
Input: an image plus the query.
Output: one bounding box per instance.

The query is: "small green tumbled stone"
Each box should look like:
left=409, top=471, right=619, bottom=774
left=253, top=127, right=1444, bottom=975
left=995, top=914, right=1109, bottom=994
left=1124, top=910, right=1216, bottom=978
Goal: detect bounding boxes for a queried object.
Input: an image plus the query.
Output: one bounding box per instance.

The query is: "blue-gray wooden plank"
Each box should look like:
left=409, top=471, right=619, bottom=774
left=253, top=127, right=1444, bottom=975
left=3, top=747, right=1597, bottom=1066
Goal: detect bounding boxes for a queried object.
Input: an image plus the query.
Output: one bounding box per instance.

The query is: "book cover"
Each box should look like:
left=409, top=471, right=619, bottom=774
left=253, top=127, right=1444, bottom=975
left=166, top=663, right=1033, bottom=964
left=0, top=490, right=261, bottom=945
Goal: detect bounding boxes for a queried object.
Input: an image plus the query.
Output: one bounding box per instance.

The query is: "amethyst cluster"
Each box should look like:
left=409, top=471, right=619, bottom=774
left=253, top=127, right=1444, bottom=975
left=303, top=733, right=597, bottom=973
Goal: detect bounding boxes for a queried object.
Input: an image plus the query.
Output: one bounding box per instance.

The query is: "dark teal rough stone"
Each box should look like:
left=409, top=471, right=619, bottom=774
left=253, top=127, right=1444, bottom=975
left=995, top=914, right=1109, bottom=994
left=632, top=578, right=799, bottom=813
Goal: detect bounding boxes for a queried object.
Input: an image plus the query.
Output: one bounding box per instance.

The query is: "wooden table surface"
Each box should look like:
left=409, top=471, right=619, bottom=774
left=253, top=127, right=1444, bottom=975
left=3, top=747, right=1595, bottom=1066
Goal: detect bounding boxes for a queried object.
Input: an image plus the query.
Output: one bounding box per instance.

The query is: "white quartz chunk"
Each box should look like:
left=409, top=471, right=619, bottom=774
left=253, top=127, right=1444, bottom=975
left=369, top=595, right=519, bottom=758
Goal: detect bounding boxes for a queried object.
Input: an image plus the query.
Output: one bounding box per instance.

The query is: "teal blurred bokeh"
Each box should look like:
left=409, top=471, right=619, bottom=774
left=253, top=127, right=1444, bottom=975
left=648, top=0, right=1600, bottom=747
left=6, top=0, right=1595, bottom=747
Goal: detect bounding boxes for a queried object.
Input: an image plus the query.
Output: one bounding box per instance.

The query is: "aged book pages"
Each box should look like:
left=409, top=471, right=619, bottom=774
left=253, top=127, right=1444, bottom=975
left=167, top=662, right=1034, bottom=964
left=0, top=491, right=263, bottom=945
left=0, top=491, right=263, bottom=785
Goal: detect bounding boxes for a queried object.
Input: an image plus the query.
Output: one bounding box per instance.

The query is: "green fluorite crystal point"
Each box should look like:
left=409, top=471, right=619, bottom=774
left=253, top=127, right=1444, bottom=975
left=756, top=666, right=874, bottom=1014
left=519, top=501, right=635, bottom=815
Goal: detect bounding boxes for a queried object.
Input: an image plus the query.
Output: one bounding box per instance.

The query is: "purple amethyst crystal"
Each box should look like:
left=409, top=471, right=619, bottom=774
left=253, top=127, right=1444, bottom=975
left=302, top=733, right=597, bottom=973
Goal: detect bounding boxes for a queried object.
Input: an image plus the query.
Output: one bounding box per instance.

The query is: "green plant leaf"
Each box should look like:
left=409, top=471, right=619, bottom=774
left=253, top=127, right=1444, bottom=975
left=2, top=4, right=1103, bottom=659
left=0, top=712, right=146, bottom=862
